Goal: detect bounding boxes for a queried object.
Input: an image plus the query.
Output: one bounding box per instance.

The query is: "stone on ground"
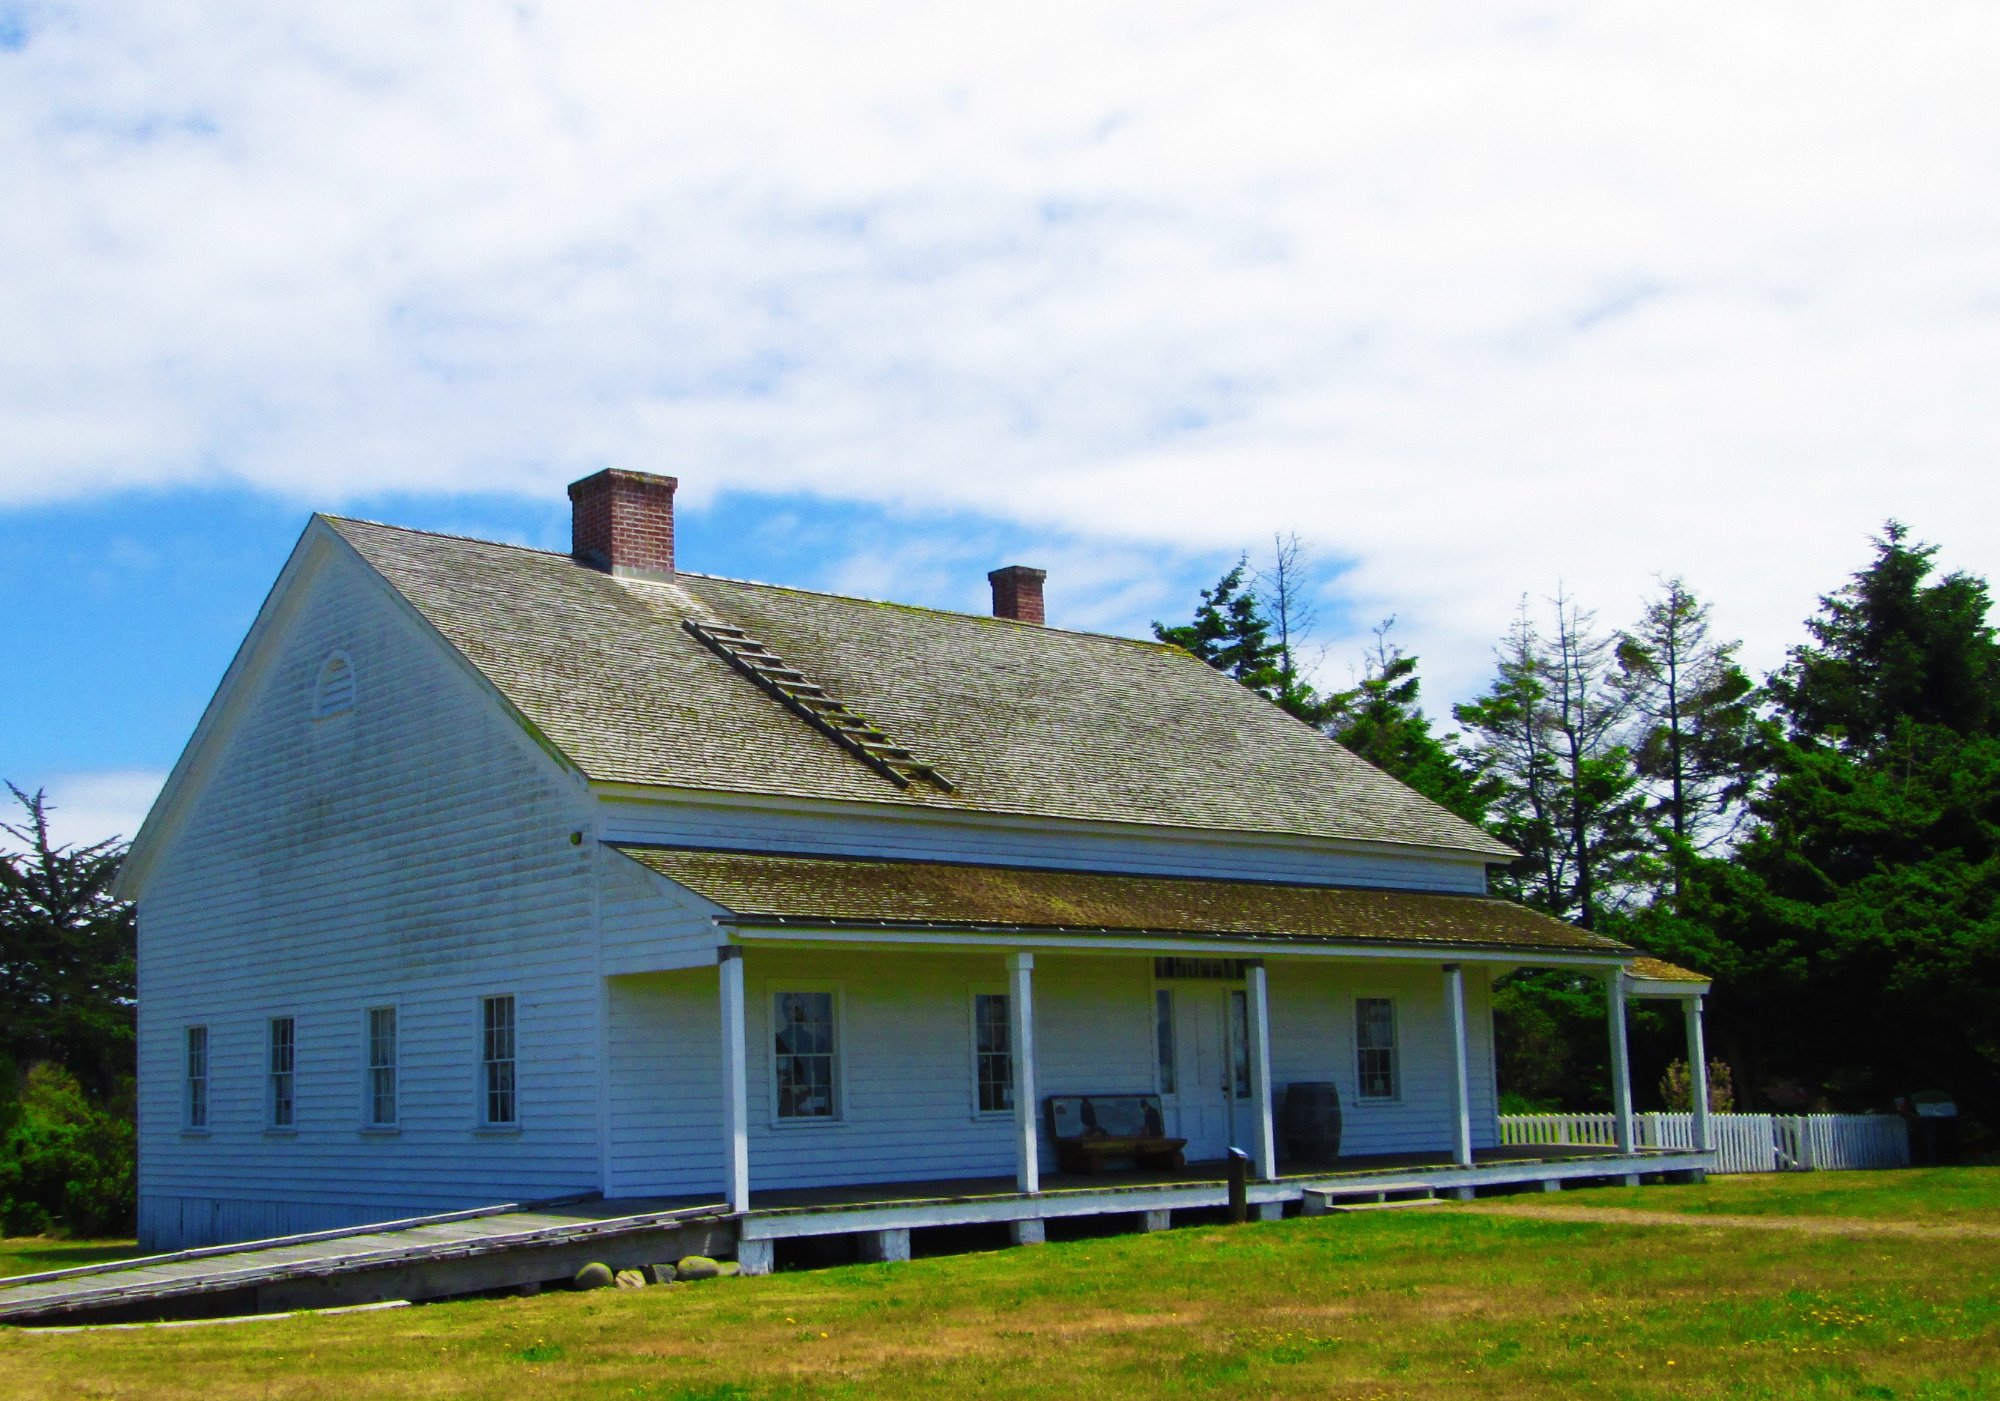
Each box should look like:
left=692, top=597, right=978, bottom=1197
left=614, top=1268, right=648, bottom=1289
left=572, top=1262, right=615, bottom=1290
left=675, top=1255, right=722, bottom=1280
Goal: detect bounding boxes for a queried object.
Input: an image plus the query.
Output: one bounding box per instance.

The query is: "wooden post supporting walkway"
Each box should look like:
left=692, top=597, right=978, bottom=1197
left=1008, top=951, right=1040, bottom=1196
left=1684, top=995, right=1712, bottom=1153
left=1245, top=961, right=1279, bottom=1182
left=719, top=946, right=751, bottom=1215
left=1607, top=968, right=1635, bottom=1157
left=1443, top=963, right=1474, bottom=1168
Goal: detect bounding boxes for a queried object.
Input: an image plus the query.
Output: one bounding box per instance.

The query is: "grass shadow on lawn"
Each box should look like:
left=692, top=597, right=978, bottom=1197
left=0, top=1238, right=145, bottom=1279
left=1, top=1175, right=1996, bottom=1399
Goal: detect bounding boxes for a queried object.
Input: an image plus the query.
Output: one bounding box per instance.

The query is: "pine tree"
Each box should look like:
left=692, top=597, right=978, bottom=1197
left=1323, top=621, right=1498, bottom=826
left=0, top=786, right=136, bottom=1100
left=1457, top=596, right=1648, bottom=929
left=1617, top=578, right=1757, bottom=898
left=1675, top=525, right=2000, bottom=1123
left=1153, top=558, right=1310, bottom=716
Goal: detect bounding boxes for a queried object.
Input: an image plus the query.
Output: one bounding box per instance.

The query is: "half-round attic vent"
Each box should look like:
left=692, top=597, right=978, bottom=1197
left=313, top=651, right=356, bottom=719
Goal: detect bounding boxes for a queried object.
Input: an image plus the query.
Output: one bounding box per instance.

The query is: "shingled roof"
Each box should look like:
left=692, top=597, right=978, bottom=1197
left=615, top=846, right=1620, bottom=956
left=328, top=517, right=1514, bottom=858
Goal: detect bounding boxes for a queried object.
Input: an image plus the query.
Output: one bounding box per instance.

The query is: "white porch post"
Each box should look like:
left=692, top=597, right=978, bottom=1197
left=1244, top=961, right=1278, bottom=1182
left=1684, top=995, right=1711, bottom=1153
left=1607, top=967, right=1635, bottom=1155
left=1008, top=952, right=1040, bottom=1195
left=718, top=946, right=751, bottom=1214
left=1442, top=963, right=1474, bottom=1168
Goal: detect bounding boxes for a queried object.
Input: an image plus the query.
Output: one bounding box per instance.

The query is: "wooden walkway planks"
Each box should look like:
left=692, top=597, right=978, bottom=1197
left=0, top=1197, right=729, bottom=1325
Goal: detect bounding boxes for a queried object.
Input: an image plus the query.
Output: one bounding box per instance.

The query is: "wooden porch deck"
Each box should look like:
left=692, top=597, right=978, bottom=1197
left=733, top=1145, right=1714, bottom=1267
left=747, top=1144, right=1637, bottom=1212
left=0, top=1145, right=1711, bottom=1326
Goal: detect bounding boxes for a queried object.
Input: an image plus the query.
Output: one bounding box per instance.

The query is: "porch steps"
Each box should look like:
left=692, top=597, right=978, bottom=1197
left=1314, top=1195, right=1444, bottom=1215
left=682, top=619, right=955, bottom=793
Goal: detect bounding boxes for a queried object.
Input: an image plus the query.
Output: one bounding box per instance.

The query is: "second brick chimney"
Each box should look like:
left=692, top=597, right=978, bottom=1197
left=987, top=565, right=1047, bottom=625
left=568, top=469, right=678, bottom=581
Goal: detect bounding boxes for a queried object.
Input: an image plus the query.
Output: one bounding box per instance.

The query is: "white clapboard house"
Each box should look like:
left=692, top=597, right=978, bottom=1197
left=117, top=470, right=1715, bottom=1255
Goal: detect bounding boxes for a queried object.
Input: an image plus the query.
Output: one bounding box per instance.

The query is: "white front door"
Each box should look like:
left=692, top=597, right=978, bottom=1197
left=1170, top=984, right=1253, bottom=1163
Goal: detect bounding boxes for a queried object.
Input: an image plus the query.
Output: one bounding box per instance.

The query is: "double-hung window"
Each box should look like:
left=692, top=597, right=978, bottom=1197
left=185, top=1026, right=209, bottom=1130
left=481, top=995, right=517, bottom=1126
left=268, top=1017, right=296, bottom=1128
left=773, top=991, right=838, bottom=1121
left=1356, top=997, right=1399, bottom=1100
left=972, top=993, right=1012, bottom=1115
left=365, top=1007, right=398, bottom=1127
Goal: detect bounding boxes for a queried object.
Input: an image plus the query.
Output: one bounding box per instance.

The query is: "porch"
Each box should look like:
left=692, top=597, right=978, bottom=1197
left=733, top=1144, right=1712, bottom=1270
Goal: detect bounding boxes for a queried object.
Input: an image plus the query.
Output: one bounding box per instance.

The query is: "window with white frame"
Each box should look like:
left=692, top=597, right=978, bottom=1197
left=972, top=993, right=1012, bottom=1114
left=1356, top=997, right=1399, bottom=1100
left=773, top=991, right=837, bottom=1120
left=1154, top=989, right=1177, bottom=1095
left=185, top=1026, right=209, bottom=1130
left=268, top=1017, right=295, bottom=1128
left=481, top=995, right=517, bottom=1126
left=365, top=1007, right=398, bottom=1126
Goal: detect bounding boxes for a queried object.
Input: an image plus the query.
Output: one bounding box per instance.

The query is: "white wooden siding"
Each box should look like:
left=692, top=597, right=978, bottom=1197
left=598, top=847, right=728, bottom=975
left=1267, top=959, right=1497, bottom=1156
left=135, top=547, right=605, bottom=1249
left=596, top=794, right=1491, bottom=894
left=603, top=949, right=1498, bottom=1199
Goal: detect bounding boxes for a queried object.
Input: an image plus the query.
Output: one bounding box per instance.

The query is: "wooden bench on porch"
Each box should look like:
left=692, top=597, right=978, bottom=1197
left=1046, top=1094, right=1188, bottom=1175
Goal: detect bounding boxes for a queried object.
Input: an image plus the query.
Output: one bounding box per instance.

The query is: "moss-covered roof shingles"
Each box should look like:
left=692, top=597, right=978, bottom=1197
left=328, top=517, right=1514, bottom=857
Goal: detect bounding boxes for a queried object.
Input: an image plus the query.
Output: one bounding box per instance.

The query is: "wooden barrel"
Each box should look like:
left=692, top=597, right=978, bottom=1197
left=1282, top=1081, right=1343, bottom=1163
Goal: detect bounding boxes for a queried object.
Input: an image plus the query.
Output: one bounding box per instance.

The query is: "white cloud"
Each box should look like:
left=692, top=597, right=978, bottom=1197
left=3, top=770, right=164, bottom=852
left=3, top=2, right=1998, bottom=703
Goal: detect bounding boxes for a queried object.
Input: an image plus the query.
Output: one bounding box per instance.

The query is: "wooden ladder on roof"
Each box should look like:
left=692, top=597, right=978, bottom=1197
left=683, top=619, right=956, bottom=793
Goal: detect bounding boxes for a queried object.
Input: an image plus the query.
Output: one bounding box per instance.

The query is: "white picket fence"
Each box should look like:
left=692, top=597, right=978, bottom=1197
left=1498, top=1112, right=1910, bottom=1174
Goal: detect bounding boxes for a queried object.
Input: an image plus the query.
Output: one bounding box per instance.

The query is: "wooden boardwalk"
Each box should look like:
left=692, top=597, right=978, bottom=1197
left=1, top=1146, right=1711, bottom=1325
left=0, top=1197, right=731, bottom=1327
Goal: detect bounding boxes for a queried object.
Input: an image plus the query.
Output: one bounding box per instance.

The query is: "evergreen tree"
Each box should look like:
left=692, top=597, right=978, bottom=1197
left=1323, top=621, right=1498, bottom=826
left=1767, top=522, right=2000, bottom=752
left=1617, top=578, right=1757, bottom=898
left=1542, top=591, right=1652, bottom=929
left=1674, top=526, right=2000, bottom=1123
left=0, top=786, right=136, bottom=1100
left=1456, top=605, right=1564, bottom=911
left=1154, top=558, right=1315, bottom=718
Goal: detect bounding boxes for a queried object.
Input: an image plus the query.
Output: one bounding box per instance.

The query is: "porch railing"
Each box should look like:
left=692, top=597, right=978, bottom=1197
left=1498, top=1112, right=1911, bottom=1174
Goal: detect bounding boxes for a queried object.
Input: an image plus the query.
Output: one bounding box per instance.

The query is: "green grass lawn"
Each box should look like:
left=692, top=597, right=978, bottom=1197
left=0, top=1238, right=147, bottom=1280
left=1499, top=1165, right=2000, bottom=1223
left=2, top=1170, right=1997, bottom=1400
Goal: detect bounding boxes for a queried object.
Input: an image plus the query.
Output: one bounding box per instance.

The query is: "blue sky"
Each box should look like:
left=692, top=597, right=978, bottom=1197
left=5, top=2, right=1999, bottom=846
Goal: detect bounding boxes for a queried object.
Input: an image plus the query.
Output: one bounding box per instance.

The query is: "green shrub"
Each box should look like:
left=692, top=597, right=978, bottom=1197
left=0, top=1062, right=136, bottom=1237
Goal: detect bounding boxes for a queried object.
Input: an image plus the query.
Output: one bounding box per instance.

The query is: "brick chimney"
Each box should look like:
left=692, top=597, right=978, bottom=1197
left=987, top=565, right=1047, bottom=625
left=568, top=469, right=678, bottom=581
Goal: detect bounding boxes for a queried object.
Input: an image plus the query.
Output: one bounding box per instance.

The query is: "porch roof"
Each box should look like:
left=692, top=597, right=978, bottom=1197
left=613, top=845, right=1633, bottom=959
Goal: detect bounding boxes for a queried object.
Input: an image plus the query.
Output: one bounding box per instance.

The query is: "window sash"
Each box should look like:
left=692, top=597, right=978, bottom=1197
left=185, top=1026, right=208, bottom=1129
left=482, top=996, right=517, bottom=1126
left=269, top=1017, right=295, bottom=1128
left=773, top=991, right=837, bottom=1120
left=1154, top=989, right=1177, bottom=1095
left=1229, top=989, right=1252, bottom=1098
left=973, top=993, right=1012, bottom=1114
left=366, top=1007, right=398, bottom=1126
left=1356, top=997, right=1399, bottom=1100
